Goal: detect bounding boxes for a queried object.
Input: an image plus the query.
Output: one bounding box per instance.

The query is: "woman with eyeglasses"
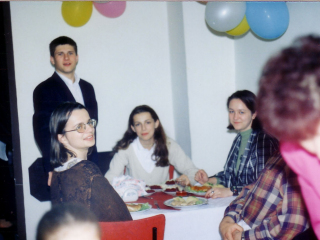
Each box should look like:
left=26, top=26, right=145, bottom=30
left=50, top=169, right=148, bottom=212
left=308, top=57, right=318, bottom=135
left=49, top=102, right=132, bottom=222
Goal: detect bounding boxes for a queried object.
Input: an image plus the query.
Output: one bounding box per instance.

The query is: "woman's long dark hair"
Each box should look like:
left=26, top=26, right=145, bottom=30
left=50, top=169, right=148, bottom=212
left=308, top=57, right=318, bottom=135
left=112, top=105, right=169, bottom=167
left=227, top=90, right=262, bottom=130
left=49, top=102, right=93, bottom=168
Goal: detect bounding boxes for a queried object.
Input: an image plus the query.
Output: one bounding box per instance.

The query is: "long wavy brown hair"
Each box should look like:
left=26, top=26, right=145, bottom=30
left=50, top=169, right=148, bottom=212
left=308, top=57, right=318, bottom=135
left=112, top=105, right=169, bottom=167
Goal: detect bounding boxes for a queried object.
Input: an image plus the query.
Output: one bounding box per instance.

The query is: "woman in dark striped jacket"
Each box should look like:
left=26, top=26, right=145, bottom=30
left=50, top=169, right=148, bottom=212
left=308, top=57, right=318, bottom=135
left=195, top=90, right=279, bottom=198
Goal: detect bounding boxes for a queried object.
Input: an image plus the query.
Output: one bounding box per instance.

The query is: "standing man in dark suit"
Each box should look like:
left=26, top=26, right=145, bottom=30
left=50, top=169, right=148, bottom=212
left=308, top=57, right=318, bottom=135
left=33, top=36, right=98, bottom=186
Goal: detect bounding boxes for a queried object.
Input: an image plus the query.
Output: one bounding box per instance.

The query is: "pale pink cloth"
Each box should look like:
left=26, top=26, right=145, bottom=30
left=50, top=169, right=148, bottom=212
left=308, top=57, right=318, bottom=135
left=280, top=142, right=320, bottom=239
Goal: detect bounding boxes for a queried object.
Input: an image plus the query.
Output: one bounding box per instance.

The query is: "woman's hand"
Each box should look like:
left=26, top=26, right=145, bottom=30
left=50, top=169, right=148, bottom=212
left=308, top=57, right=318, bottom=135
left=232, top=230, right=242, bottom=240
left=194, top=169, right=209, bottom=184
left=176, top=175, right=190, bottom=186
left=205, top=187, right=233, bottom=199
left=219, top=216, right=243, bottom=240
left=48, top=171, right=53, bottom=186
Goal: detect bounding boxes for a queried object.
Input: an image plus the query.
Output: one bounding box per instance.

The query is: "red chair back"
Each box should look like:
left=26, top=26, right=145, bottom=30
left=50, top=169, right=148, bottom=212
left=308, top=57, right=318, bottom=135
left=169, top=164, right=174, bottom=179
left=100, top=214, right=165, bottom=240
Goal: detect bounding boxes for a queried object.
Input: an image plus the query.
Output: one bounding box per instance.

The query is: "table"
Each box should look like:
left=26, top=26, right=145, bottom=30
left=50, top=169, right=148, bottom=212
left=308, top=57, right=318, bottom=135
left=131, top=193, right=236, bottom=240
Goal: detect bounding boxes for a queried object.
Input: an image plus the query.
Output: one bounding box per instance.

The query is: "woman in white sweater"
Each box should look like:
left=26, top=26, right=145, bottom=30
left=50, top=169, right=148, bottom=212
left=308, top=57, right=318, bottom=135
left=105, top=105, right=199, bottom=185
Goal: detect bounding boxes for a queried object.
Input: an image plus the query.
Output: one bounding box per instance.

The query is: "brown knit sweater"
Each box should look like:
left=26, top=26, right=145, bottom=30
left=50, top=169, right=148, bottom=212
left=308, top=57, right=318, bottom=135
left=51, top=160, right=132, bottom=222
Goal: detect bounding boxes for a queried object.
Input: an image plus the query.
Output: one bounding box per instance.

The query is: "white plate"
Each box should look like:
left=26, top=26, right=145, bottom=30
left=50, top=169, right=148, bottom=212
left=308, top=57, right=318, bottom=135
left=165, top=182, right=176, bottom=186
left=163, top=190, right=176, bottom=196
left=127, top=203, right=152, bottom=213
left=142, top=191, right=156, bottom=197
left=150, top=188, right=162, bottom=192
left=185, top=189, right=207, bottom=196
left=164, top=197, right=208, bottom=208
left=147, top=185, right=163, bottom=192
left=146, top=184, right=163, bottom=192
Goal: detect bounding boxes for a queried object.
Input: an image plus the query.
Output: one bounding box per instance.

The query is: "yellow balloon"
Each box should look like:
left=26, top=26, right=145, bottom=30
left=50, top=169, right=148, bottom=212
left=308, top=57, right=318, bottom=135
left=226, top=15, right=250, bottom=36
left=61, top=1, right=93, bottom=27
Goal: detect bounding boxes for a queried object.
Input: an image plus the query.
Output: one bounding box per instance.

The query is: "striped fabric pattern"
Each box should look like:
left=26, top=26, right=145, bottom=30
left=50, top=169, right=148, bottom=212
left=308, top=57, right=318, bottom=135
left=225, top=153, right=309, bottom=240
left=214, top=129, right=279, bottom=194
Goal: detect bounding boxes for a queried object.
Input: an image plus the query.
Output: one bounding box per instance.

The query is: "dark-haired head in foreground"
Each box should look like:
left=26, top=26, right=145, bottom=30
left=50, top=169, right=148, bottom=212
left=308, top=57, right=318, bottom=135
left=36, top=203, right=100, bottom=240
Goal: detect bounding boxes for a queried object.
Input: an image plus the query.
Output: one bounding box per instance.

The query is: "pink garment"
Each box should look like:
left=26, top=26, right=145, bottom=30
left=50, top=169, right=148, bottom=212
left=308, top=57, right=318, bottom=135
left=280, top=142, right=320, bottom=239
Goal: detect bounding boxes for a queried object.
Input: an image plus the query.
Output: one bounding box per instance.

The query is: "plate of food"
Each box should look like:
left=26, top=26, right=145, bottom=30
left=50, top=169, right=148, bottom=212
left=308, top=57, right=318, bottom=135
left=165, top=179, right=176, bottom=185
left=147, top=185, right=163, bottom=192
left=143, top=189, right=156, bottom=196
left=164, top=196, right=208, bottom=208
left=126, top=203, right=152, bottom=213
left=163, top=187, right=178, bottom=196
left=184, top=185, right=212, bottom=196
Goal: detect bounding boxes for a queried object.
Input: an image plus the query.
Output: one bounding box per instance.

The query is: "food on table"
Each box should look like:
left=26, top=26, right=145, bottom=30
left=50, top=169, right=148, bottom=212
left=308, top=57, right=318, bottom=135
left=212, top=184, right=225, bottom=188
left=148, top=185, right=162, bottom=190
left=126, top=203, right=142, bottom=212
left=164, top=188, right=177, bottom=192
left=185, top=185, right=212, bottom=193
left=126, top=203, right=150, bottom=212
left=165, top=180, right=176, bottom=185
left=203, top=182, right=225, bottom=188
left=146, top=189, right=155, bottom=194
left=176, top=190, right=187, bottom=197
left=170, top=196, right=202, bottom=206
left=203, top=182, right=214, bottom=187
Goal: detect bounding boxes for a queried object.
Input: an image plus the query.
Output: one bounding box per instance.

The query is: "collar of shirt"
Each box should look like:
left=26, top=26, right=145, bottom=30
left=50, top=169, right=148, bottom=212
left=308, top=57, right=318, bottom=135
left=56, top=71, right=84, bottom=105
left=56, top=71, right=80, bottom=86
left=132, top=137, right=156, bottom=174
left=54, top=158, right=83, bottom=172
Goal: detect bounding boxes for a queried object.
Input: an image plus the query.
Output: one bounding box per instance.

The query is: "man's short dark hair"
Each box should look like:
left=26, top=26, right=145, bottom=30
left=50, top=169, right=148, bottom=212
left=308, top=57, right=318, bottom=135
left=49, top=36, right=77, bottom=57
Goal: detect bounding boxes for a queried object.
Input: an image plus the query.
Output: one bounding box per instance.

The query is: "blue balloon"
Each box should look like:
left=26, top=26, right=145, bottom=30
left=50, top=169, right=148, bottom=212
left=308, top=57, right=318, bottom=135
left=246, top=2, right=289, bottom=40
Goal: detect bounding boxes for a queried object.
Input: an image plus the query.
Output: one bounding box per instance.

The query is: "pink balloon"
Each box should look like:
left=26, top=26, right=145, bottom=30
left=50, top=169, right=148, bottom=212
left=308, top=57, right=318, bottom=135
left=93, top=1, right=126, bottom=18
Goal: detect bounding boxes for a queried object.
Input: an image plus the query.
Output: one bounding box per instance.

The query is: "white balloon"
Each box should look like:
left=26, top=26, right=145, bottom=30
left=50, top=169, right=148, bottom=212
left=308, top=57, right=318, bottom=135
left=205, top=2, right=246, bottom=32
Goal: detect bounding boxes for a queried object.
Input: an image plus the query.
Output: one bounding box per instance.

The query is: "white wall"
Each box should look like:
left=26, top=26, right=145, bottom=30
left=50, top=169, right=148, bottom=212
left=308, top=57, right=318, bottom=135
left=235, top=2, right=320, bottom=93
left=167, top=2, right=192, bottom=158
left=182, top=2, right=236, bottom=176
left=10, top=2, right=175, bottom=239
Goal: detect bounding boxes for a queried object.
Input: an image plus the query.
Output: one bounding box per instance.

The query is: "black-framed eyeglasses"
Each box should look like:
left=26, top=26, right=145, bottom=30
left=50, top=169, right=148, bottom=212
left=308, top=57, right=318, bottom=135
left=65, top=119, right=97, bottom=133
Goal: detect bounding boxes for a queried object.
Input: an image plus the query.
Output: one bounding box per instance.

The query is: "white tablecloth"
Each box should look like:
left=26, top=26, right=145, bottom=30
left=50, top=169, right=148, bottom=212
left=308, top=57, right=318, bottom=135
left=131, top=196, right=236, bottom=240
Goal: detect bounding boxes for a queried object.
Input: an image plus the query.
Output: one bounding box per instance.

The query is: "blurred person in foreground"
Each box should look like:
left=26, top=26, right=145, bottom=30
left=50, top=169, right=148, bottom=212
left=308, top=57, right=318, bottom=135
left=256, top=35, right=320, bottom=239
left=36, top=203, right=100, bottom=240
